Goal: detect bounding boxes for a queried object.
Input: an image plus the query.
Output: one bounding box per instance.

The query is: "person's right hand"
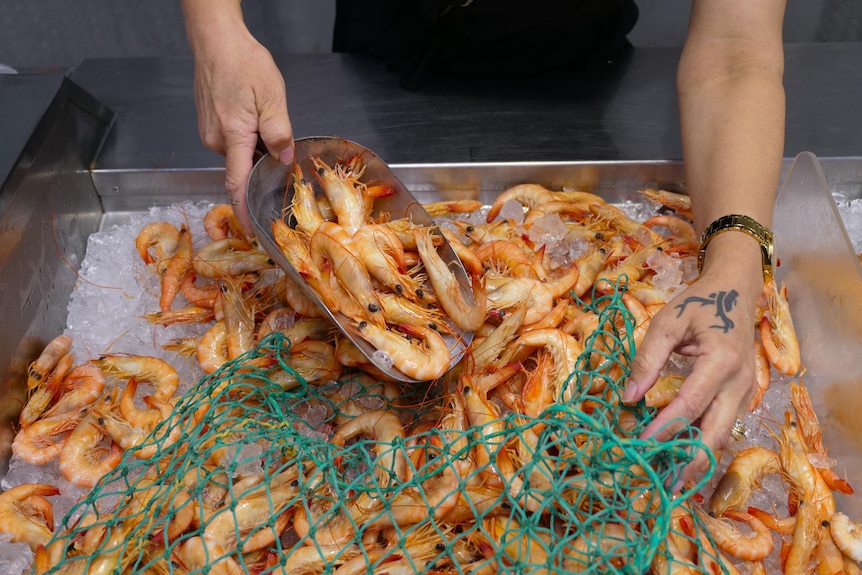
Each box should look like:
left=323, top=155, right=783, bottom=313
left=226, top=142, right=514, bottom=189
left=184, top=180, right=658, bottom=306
left=190, top=22, right=294, bottom=234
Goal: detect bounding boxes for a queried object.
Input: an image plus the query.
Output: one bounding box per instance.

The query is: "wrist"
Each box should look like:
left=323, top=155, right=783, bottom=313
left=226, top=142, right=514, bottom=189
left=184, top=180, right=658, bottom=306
left=698, top=214, right=773, bottom=281
left=697, top=232, right=766, bottom=300
left=182, top=0, right=248, bottom=58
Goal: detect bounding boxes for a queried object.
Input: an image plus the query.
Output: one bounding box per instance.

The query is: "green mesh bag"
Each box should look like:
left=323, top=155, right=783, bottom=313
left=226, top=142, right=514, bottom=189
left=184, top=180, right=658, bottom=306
left=41, top=280, right=726, bottom=575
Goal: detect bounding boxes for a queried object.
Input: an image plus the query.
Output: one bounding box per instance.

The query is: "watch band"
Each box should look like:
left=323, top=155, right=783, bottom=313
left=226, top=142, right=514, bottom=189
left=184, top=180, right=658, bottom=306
left=697, top=214, right=774, bottom=280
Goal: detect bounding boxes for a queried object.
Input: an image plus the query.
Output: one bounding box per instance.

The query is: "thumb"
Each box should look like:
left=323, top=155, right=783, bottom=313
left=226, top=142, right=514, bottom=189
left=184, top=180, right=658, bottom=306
left=258, top=94, right=294, bottom=165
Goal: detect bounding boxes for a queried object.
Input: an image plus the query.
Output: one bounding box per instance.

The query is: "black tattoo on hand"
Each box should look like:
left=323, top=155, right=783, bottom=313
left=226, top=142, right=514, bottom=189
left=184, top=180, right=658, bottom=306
left=674, top=290, right=739, bottom=333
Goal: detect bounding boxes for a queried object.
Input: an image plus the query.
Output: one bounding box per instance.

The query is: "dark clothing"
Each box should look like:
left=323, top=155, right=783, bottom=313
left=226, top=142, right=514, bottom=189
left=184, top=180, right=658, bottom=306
left=333, top=0, right=639, bottom=88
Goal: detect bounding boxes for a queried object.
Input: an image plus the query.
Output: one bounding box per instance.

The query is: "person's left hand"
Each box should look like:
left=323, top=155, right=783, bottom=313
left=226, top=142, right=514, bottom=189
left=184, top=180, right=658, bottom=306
left=623, top=260, right=762, bottom=490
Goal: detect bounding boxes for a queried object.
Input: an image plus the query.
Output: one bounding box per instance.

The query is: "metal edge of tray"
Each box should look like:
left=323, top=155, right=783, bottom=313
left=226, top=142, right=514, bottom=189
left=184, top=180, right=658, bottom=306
left=90, top=157, right=862, bottom=213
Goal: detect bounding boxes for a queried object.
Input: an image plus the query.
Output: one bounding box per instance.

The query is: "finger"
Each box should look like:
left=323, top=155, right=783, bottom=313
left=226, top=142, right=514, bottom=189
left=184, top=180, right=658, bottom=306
left=257, top=84, right=294, bottom=165
left=623, top=313, right=682, bottom=403
left=677, top=390, right=747, bottom=490
left=639, top=353, right=725, bottom=442
left=223, top=129, right=259, bottom=237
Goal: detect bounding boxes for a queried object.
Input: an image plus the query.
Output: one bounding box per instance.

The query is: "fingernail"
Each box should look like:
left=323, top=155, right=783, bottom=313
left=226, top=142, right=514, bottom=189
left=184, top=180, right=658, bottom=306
left=278, top=145, right=295, bottom=164
left=621, top=380, right=639, bottom=403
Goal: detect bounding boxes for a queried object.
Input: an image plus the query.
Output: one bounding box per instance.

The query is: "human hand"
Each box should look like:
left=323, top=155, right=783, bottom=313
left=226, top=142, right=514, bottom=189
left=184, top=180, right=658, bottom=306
left=623, top=257, right=763, bottom=490
left=191, top=27, right=294, bottom=235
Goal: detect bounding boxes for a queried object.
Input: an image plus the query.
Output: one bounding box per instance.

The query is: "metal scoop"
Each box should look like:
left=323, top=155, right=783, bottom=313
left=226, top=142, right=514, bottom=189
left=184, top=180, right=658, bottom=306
left=246, top=136, right=475, bottom=382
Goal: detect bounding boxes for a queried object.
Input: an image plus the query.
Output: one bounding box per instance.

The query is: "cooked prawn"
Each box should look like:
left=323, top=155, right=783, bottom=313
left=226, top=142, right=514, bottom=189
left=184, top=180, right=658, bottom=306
left=505, top=328, right=582, bottom=400
left=378, top=292, right=448, bottom=332
left=473, top=239, right=537, bottom=279
left=440, top=227, right=484, bottom=278
left=289, top=163, right=326, bottom=236
left=758, top=279, right=801, bottom=376
left=179, top=272, right=220, bottom=308
left=144, top=305, right=215, bottom=326
left=270, top=340, right=342, bottom=388
left=351, top=224, right=426, bottom=300
left=91, top=396, right=179, bottom=460
left=220, top=278, right=256, bottom=359
left=311, top=155, right=365, bottom=236
left=790, top=378, right=854, bottom=494
left=709, top=446, right=781, bottom=517
left=40, top=364, right=106, bottom=419
left=748, top=339, right=772, bottom=411
left=692, top=505, right=774, bottom=561
left=26, top=334, right=73, bottom=390
left=12, top=409, right=85, bottom=465
left=0, top=483, right=59, bottom=551
left=486, top=277, right=553, bottom=326
left=135, top=221, right=180, bottom=266
left=19, top=352, right=74, bottom=426
left=356, top=322, right=450, bottom=381
left=485, top=183, right=556, bottom=222
left=644, top=374, right=685, bottom=408
left=641, top=188, right=693, bottom=220
left=779, top=412, right=835, bottom=573
left=192, top=238, right=272, bottom=279
left=830, top=512, right=862, bottom=562
left=197, top=320, right=229, bottom=374
left=332, top=409, right=409, bottom=486
left=274, top=273, right=324, bottom=317
left=93, top=354, right=179, bottom=402
left=310, top=222, right=383, bottom=321
left=204, top=203, right=248, bottom=242
left=642, top=214, right=697, bottom=253
left=158, top=223, right=192, bottom=312
left=423, top=199, right=483, bottom=217
left=175, top=536, right=244, bottom=575
left=414, top=226, right=486, bottom=331
left=58, top=413, right=123, bottom=489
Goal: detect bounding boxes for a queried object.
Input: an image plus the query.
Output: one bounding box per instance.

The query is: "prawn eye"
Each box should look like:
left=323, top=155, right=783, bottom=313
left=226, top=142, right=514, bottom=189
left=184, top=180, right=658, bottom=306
left=317, top=166, right=326, bottom=175
left=428, top=323, right=438, bottom=331
left=98, top=417, right=106, bottom=425
left=822, top=520, right=830, bottom=527
left=300, top=178, right=308, bottom=186
left=463, top=386, right=472, bottom=394
left=291, top=480, right=299, bottom=487
left=368, top=303, right=380, bottom=313
left=221, top=284, right=229, bottom=293
left=595, top=232, right=603, bottom=240
left=435, top=543, right=445, bottom=551
left=599, top=248, right=606, bottom=255
left=501, top=501, right=512, bottom=509
left=466, top=226, right=474, bottom=233
left=416, top=289, right=425, bottom=299
left=358, top=321, right=368, bottom=330
left=656, top=246, right=663, bottom=252
left=395, top=284, right=403, bottom=294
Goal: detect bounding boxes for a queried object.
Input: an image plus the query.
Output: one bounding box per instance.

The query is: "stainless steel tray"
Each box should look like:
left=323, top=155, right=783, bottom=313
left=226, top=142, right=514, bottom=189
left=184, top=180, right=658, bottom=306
left=4, top=158, right=862, bottom=506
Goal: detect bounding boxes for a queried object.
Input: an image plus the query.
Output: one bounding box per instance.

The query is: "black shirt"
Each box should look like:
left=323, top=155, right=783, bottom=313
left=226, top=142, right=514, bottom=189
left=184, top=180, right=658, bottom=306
left=333, top=0, right=639, bottom=88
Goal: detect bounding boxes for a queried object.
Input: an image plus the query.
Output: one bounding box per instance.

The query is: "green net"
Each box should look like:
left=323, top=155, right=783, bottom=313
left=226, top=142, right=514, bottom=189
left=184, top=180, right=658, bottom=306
left=42, top=280, right=725, bottom=575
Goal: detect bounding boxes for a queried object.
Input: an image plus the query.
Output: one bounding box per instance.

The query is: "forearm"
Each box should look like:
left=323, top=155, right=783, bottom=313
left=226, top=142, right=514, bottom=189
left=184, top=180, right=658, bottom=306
left=677, top=1, right=785, bottom=289
left=678, top=56, right=785, bottom=233
left=181, top=0, right=248, bottom=58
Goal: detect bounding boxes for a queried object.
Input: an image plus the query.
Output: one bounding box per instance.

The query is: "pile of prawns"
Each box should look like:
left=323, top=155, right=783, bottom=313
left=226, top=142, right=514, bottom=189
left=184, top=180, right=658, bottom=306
left=2, top=151, right=861, bottom=574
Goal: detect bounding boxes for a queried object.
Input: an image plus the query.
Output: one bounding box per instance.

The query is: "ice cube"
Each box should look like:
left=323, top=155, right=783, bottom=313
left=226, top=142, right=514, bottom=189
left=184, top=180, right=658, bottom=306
left=372, top=350, right=394, bottom=370
left=0, top=533, right=32, bottom=575
left=527, top=213, right=568, bottom=246
left=496, top=200, right=526, bottom=224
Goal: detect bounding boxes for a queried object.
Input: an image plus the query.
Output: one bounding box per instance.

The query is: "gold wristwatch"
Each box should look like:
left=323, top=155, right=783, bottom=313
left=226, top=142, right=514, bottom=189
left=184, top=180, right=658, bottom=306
left=697, top=214, right=774, bottom=280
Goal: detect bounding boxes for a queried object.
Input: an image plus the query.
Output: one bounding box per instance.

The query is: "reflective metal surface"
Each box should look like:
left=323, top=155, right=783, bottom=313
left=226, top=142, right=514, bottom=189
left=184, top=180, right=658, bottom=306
left=247, top=137, right=475, bottom=382
left=0, top=77, right=114, bottom=470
